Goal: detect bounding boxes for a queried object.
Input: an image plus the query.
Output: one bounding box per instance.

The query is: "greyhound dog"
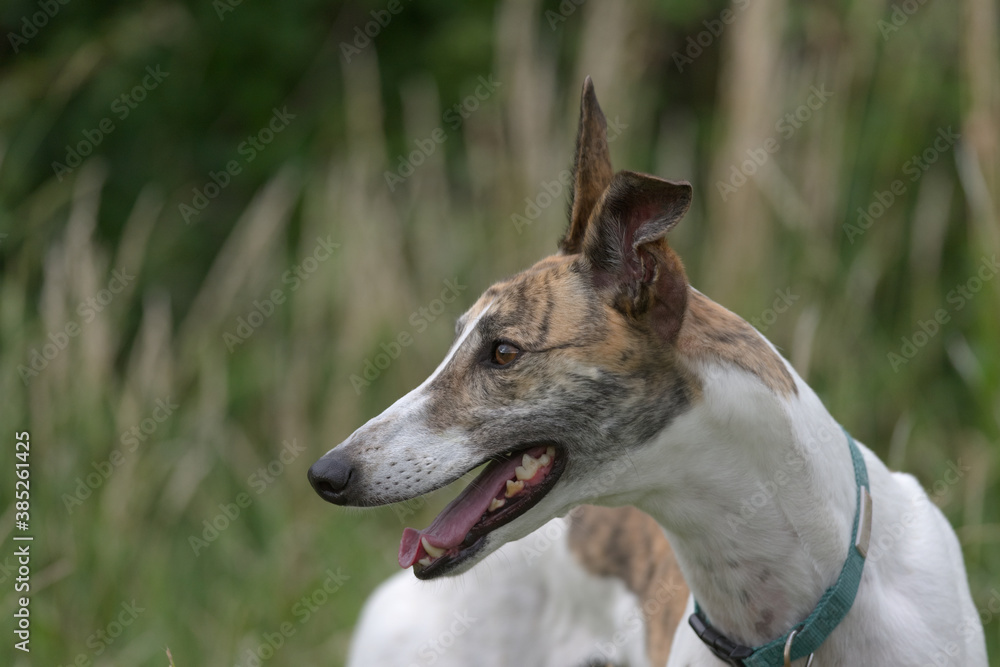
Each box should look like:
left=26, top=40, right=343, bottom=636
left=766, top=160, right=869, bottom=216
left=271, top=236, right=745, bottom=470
left=309, top=78, right=987, bottom=666
left=348, top=506, right=689, bottom=667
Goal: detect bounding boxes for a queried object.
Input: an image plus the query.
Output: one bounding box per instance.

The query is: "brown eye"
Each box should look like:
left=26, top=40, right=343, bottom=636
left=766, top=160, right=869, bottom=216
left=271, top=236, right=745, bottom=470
left=493, top=343, right=520, bottom=366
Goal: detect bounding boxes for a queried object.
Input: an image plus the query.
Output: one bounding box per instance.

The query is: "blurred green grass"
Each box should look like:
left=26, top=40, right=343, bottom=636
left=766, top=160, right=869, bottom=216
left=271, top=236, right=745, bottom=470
left=1, top=0, right=999, bottom=665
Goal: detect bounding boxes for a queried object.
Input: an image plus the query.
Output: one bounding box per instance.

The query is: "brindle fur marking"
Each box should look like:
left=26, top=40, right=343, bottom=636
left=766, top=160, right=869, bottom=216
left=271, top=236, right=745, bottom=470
left=678, top=290, right=798, bottom=397
left=420, top=267, right=699, bottom=487
left=569, top=506, right=690, bottom=667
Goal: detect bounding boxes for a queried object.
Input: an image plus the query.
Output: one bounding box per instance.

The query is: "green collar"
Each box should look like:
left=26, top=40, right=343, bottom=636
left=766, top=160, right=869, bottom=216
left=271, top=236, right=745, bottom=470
left=689, top=428, right=873, bottom=666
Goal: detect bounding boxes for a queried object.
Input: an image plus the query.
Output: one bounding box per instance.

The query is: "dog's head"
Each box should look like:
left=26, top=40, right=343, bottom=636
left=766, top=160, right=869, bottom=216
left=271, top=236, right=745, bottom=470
left=309, top=78, right=698, bottom=578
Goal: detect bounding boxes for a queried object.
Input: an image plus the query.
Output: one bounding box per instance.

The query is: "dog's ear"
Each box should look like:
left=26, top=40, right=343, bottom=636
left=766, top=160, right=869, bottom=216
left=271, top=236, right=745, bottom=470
left=582, top=170, right=693, bottom=341
left=560, top=77, right=613, bottom=255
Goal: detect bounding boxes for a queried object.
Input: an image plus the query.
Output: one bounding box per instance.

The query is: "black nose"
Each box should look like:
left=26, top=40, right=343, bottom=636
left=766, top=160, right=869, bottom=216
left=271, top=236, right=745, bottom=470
left=308, top=453, right=355, bottom=504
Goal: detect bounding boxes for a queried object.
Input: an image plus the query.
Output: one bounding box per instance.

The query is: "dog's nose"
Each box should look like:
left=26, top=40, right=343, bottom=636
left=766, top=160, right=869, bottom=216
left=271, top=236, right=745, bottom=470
left=308, top=452, right=355, bottom=504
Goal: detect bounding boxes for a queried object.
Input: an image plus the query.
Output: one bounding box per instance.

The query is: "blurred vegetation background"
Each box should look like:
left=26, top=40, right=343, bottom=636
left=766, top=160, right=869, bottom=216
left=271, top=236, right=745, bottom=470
left=1, top=0, right=998, bottom=664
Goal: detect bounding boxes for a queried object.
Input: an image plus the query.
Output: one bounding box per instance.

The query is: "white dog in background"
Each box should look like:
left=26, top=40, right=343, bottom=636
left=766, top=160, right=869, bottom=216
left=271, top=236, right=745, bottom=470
left=348, top=506, right=689, bottom=667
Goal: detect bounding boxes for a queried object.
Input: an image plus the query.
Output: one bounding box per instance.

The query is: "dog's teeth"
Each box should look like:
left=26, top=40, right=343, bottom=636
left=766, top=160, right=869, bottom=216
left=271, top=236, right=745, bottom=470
left=546, top=446, right=555, bottom=458
left=418, top=557, right=433, bottom=566
left=538, top=453, right=551, bottom=466
left=488, top=497, right=506, bottom=512
left=505, top=479, right=524, bottom=497
left=516, top=454, right=540, bottom=480
left=421, top=537, right=445, bottom=558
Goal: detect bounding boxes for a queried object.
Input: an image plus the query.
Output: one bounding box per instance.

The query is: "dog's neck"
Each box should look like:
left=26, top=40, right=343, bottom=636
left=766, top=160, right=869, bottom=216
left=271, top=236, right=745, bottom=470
left=623, top=291, right=861, bottom=646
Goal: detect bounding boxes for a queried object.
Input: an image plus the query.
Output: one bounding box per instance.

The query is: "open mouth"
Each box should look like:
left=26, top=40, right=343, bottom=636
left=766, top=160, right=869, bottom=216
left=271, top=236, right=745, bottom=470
left=398, top=444, right=566, bottom=579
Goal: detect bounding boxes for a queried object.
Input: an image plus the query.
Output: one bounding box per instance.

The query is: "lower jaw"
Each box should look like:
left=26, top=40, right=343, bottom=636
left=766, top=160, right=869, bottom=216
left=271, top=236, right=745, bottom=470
left=413, top=537, right=487, bottom=579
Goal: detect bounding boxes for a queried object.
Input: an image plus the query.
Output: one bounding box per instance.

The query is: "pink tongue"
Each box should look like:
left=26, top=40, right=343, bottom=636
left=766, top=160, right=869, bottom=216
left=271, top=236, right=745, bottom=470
left=398, top=450, right=539, bottom=569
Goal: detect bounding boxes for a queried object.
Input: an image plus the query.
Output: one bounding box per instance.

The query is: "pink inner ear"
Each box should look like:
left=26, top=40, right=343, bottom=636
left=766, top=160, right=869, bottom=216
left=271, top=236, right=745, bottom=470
left=638, top=246, right=657, bottom=284
left=627, top=202, right=659, bottom=238
left=621, top=201, right=660, bottom=283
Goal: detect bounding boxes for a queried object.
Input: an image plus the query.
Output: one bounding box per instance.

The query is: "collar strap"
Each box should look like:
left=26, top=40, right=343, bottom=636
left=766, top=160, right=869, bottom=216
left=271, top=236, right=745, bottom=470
left=689, top=427, right=872, bottom=667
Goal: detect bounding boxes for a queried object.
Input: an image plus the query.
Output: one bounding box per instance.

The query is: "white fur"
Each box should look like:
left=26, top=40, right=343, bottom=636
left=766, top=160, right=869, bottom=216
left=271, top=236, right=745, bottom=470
left=348, top=518, right=650, bottom=667
left=638, top=361, right=987, bottom=666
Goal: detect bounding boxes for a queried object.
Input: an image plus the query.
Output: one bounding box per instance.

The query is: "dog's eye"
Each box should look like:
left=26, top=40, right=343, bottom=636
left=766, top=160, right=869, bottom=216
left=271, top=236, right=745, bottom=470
left=493, top=342, right=520, bottom=366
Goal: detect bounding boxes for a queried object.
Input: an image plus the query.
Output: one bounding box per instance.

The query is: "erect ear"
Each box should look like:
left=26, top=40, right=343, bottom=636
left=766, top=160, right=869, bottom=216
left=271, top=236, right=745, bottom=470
left=582, top=170, right=693, bottom=341
left=560, top=76, right=613, bottom=255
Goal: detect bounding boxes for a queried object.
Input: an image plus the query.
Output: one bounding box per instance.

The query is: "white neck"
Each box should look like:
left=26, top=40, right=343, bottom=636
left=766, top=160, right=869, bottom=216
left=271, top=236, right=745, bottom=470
left=624, top=361, right=859, bottom=646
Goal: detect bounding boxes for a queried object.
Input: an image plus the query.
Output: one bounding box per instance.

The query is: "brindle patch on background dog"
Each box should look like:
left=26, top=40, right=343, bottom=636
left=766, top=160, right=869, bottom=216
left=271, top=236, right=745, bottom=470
left=569, top=506, right=690, bottom=666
